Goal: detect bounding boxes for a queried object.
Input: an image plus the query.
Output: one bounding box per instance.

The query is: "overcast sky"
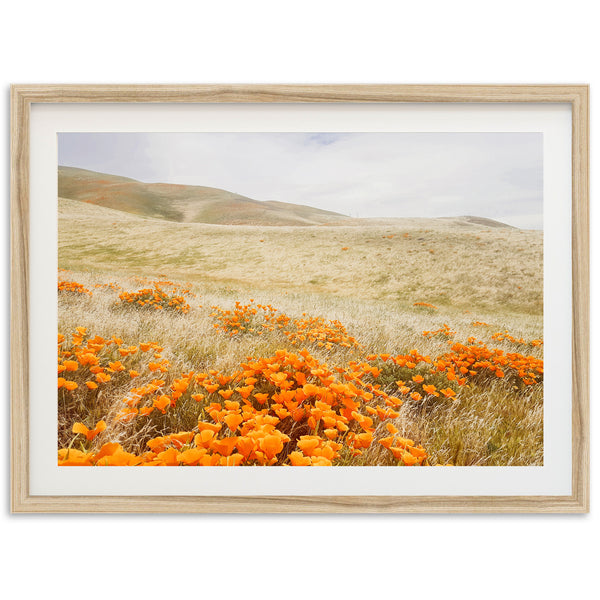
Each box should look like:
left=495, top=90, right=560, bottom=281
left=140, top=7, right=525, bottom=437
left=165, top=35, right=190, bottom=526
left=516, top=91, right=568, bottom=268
left=58, top=132, right=543, bottom=229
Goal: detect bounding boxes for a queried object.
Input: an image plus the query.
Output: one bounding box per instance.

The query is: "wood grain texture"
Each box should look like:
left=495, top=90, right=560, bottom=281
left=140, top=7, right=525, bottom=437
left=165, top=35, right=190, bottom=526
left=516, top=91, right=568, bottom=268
left=8, top=83, right=589, bottom=104
left=9, top=494, right=590, bottom=514
left=11, top=85, right=30, bottom=513
left=570, top=86, right=590, bottom=512
left=10, top=84, right=590, bottom=513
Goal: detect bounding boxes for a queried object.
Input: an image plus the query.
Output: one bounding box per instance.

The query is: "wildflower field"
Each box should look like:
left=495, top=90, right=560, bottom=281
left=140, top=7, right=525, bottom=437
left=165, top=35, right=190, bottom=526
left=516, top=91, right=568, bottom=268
left=57, top=197, right=544, bottom=467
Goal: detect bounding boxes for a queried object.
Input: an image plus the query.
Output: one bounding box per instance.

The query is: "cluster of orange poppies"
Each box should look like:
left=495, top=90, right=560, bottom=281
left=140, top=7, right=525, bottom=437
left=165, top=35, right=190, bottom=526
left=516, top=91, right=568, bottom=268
left=131, top=276, right=195, bottom=295
left=433, top=341, right=543, bottom=386
left=120, top=348, right=431, bottom=465
left=422, top=323, right=456, bottom=339
left=210, top=300, right=289, bottom=336
left=413, top=302, right=438, bottom=310
left=118, top=285, right=191, bottom=313
left=57, top=327, right=159, bottom=393
left=92, top=281, right=122, bottom=292
left=210, top=300, right=360, bottom=350
left=361, top=351, right=458, bottom=402
left=491, top=330, right=544, bottom=348
left=284, top=314, right=360, bottom=350
left=59, top=328, right=428, bottom=466
left=57, top=292, right=543, bottom=466
left=58, top=280, right=92, bottom=296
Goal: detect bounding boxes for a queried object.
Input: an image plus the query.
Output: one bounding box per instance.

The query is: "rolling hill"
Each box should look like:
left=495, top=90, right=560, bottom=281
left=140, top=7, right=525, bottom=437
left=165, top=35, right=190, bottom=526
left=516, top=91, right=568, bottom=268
left=58, top=166, right=351, bottom=226
left=58, top=166, right=517, bottom=229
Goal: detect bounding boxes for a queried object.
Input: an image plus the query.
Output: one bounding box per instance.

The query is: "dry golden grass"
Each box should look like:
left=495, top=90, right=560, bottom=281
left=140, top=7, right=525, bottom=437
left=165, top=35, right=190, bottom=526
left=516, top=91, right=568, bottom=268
left=59, top=197, right=542, bottom=315
left=58, top=199, right=543, bottom=466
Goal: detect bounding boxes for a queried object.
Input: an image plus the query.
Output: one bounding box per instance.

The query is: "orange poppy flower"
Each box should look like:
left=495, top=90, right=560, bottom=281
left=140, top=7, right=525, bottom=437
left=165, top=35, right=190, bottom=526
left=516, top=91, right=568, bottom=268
left=236, top=385, right=254, bottom=400
left=153, top=395, right=171, bottom=413
left=354, top=432, right=373, bottom=449
left=323, top=428, right=338, bottom=440
left=378, top=436, right=394, bottom=449
left=254, top=393, right=269, bottom=405
left=95, top=372, right=111, bottom=383
left=211, top=437, right=238, bottom=457
left=197, top=421, right=222, bottom=433
left=422, top=384, right=439, bottom=396
left=389, top=446, right=404, bottom=460
left=297, top=436, right=321, bottom=456
left=260, top=435, right=284, bottom=460
left=72, top=420, right=106, bottom=441
left=92, top=443, right=122, bottom=464
left=395, top=436, right=416, bottom=449
left=194, top=430, right=215, bottom=448
left=223, top=413, right=243, bottom=432
left=291, top=407, right=305, bottom=421
left=386, top=422, right=399, bottom=435
left=177, top=448, right=205, bottom=466
left=58, top=448, right=93, bottom=466
left=408, top=446, right=427, bottom=459
left=220, top=454, right=244, bottom=466
left=236, top=436, right=256, bottom=458
left=154, top=448, right=179, bottom=466
left=402, top=451, right=419, bottom=466
left=321, top=415, right=337, bottom=428
left=288, top=451, right=311, bottom=466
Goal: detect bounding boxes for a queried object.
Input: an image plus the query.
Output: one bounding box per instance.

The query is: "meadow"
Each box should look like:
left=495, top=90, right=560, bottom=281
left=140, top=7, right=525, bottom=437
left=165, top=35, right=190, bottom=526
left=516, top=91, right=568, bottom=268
left=57, top=197, right=544, bottom=467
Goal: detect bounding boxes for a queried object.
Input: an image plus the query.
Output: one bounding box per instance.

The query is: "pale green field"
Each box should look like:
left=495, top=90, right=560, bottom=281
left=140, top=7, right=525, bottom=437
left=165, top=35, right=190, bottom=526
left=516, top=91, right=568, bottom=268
left=58, top=198, right=544, bottom=465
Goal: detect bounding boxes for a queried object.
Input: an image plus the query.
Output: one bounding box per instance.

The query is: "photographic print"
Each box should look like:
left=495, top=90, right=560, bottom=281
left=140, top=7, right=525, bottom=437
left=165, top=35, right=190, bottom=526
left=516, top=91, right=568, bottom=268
left=56, top=131, right=544, bottom=468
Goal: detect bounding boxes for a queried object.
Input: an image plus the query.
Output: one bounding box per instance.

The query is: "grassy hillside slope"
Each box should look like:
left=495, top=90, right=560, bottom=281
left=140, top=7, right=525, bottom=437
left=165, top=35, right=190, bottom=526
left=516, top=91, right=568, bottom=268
left=59, top=196, right=542, bottom=317
left=58, top=166, right=351, bottom=226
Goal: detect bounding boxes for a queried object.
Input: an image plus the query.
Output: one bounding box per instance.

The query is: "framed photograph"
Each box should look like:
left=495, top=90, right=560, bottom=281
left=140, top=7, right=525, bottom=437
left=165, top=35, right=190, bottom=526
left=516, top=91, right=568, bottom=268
left=11, top=85, right=589, bottom=513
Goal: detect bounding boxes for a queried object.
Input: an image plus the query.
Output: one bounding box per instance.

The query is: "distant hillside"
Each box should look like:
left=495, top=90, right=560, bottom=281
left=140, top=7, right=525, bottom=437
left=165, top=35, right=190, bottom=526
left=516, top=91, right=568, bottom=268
left=58, top=166, right=517, bottom=230
left=327, top=216, right=516, bottom=229
left=58, top=166, right=351, bottom=226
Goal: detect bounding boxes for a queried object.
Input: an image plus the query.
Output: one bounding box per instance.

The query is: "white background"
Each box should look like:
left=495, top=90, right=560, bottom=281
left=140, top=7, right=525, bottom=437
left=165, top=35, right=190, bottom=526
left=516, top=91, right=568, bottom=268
left=1, top=1, right=597, bottom=599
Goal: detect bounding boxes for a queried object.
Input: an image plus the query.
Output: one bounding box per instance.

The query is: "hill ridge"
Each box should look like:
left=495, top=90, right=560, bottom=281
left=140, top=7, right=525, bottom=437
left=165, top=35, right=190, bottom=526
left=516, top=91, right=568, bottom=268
left=58, top=166, right=516, bottom=229
left=58, top=166, right=351, bottom=226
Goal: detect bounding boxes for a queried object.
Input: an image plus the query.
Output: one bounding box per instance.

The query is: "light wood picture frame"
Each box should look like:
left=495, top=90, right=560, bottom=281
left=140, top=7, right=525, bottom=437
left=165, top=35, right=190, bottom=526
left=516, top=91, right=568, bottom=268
left=11, top=84, right=589, bottom=513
